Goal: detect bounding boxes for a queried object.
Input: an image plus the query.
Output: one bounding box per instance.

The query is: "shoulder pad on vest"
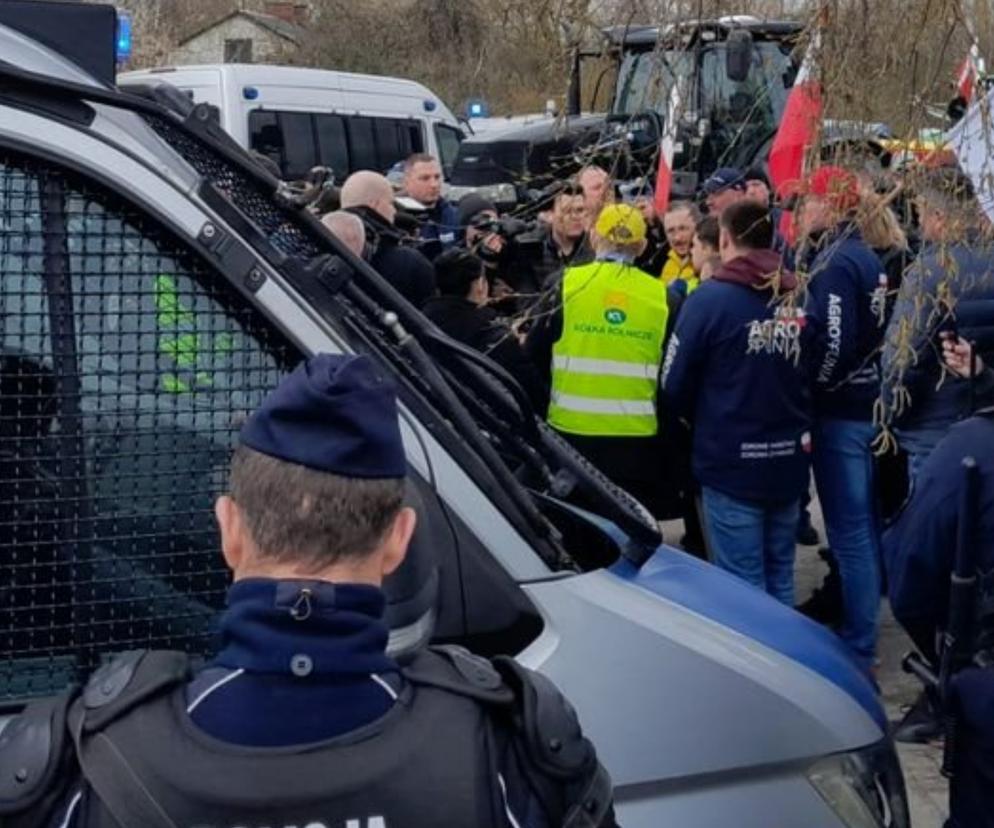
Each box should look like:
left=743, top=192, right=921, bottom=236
left=79, top=650, right=191, bottom=733
left=492, top=657, right=615, bottom=827
left=0, top=692, right=74, bottom=816
left=403, top=645, right=514, bottom=705
left=492, top=656, right=592, bottom=777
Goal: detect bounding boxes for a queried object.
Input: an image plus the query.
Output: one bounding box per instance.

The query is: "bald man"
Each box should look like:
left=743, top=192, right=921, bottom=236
left=321, top=211, right=366, bottom=258
left=340, top=171, right=397, bottom=225
left=340, top=170, right=435, bottom=307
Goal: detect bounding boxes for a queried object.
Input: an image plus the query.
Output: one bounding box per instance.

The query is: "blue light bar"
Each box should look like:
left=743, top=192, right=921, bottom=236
left=116, top=12, right=132, bottom=62
left=243, top=86, right=260, bottom=101
left=423, top=99, right=437, bottom=112
left=467, top=99, right=489, bottom=118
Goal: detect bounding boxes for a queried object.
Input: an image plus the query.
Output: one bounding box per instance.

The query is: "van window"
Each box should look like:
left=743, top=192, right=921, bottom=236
left=280, top=111, right=318, bottom=178
left=0, top=150, right=299, bottom=700
left=249, top=109, right=426, bottom=180
left=315, top=114, right=349, bottom=180
left=434, top=123, right=463, bottom=177
left=247, top=110, right=285, bottom=172
left=347, top=116, right=377, bottom=172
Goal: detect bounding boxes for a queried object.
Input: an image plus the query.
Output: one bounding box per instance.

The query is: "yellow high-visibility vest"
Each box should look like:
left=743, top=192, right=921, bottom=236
left=548, top=259, right=669, bottom=437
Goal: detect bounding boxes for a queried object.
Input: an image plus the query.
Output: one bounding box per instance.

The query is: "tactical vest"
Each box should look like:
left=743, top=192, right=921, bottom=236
left=548, top=260, right=668, bottom=437
left=0, top=648, right=613, bottom=828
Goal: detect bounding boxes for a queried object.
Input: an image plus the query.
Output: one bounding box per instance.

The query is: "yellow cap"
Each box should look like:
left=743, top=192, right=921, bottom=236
left=594, top=203, right=647, bottom=244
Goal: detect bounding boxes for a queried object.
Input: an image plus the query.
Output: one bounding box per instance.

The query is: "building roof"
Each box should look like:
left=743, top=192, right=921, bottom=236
left=177, top=10, right=307, bottom=47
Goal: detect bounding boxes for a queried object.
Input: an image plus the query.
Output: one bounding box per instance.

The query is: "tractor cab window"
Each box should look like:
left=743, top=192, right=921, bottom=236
left=614, top=49, right=693, bottom=116
left=698, top=41, right=793, bottom=166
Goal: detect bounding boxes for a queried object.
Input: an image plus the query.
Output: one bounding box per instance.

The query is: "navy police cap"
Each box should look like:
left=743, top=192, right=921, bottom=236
left=239, top=353, right=406, bottom=479
left=701, top=166, right=746, bottom=195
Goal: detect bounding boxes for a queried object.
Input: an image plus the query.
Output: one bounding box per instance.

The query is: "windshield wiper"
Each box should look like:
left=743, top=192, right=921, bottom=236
left=0, top=61, right=661, bottom=563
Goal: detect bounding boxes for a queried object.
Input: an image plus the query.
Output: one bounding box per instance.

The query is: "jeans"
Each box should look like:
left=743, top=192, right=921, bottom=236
left=812, top=418, right=881, bottom=667
left=701, top=487, right=800, bottom=606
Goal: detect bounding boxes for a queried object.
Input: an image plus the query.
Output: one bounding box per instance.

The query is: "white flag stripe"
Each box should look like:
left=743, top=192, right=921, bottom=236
left=946, top=84, right=994, bottom=225
left=551, top=393, right=656, bottom=417
left=553, top=356, right=660, bottom=379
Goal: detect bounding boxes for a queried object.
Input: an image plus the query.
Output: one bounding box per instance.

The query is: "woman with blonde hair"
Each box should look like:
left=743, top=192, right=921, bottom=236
left=858, top=185, right=912, bottom=322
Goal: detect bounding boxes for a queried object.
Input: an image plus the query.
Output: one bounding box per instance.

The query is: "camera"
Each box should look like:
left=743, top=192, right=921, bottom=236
left=469, top=214, right=537, bottom=241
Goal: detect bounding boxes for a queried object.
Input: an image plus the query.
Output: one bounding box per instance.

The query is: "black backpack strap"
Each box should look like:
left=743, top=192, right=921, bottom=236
left=0, top=690, right=77, bottom=824
left=68, top=650, right=192, bottom=828
left=492, top=656, right=616, bottom=828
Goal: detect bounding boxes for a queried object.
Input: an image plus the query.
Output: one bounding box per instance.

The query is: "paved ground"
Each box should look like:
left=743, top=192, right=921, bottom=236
left=663, top=497, right=949, bottom=827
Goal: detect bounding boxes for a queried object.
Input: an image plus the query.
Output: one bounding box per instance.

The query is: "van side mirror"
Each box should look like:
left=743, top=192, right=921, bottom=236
left=726, top=30, right=753, bottom=83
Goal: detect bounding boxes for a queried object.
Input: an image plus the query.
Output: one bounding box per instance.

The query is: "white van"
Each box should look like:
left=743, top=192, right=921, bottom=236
left=118, top=64, right=464, bottom=181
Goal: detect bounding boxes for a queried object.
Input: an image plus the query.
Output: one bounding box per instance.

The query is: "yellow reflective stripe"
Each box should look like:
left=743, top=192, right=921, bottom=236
left=552, top=356, right=659, bottom=379
left=550, top=393, right=656, bottom=417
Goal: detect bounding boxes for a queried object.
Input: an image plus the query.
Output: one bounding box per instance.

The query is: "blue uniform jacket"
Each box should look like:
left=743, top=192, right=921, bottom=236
left=805, top=225, right=888, bottom=421
left=418, top=198, right=461, bottom=251
left=881, top=240, right=994, bottom=449
left=884, top=414, right=994, bottom=638
left=186, top=579, right=400, bottom=746
left=883, top=414, right=994, bottom=828
left=661, top=249, right=812, bottom=505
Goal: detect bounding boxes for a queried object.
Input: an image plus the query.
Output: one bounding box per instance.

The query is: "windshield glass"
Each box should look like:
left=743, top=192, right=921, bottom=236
left=614, top=42, right=792, bottom=145
left=700, top=41, right=793, bottom=163
left=614, top=49, right=692, bottom=115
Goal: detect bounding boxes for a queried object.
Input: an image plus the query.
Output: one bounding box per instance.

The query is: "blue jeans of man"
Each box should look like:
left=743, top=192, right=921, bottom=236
left=812, top=418, right=881, bottom=668
left=701, top=487, right=799, bottom=606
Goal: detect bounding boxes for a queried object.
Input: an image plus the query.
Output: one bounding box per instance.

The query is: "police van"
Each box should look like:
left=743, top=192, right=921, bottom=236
left=0, top=4, right=909, bottom=827
left=118, top=64, right=465, bottom=181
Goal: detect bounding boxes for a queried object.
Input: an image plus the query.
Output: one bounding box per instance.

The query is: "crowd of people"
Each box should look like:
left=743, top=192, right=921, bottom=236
left=10, top=147, right=994, bottom=828
left=316, top=151, right=994, bottom=746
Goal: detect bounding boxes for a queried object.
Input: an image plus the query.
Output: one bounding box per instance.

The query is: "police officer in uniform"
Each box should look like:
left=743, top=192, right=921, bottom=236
left=884, top=339, right=994, bottom=827
left=1, top=353, right=615, bottom=828
left=526, top=203, right=669, bottom=515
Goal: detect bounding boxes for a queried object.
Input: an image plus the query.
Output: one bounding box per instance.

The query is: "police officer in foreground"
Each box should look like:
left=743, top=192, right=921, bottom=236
left=2, top=354, right=615, bottom=828
left=884, top=338, right=994, bottom=827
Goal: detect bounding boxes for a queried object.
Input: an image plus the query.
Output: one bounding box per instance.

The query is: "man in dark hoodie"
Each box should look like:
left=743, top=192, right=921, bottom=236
left=340, top=170, right=436, bottom=308
left=661, top=202, right=811, bottom=605
left=799, top=165, right=888, bottom=670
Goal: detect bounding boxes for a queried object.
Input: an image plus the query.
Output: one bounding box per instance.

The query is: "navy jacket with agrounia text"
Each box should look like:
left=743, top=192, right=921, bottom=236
left=804, top=224, right=888, bottom=421
left=661, top=249, right=813, bottom=505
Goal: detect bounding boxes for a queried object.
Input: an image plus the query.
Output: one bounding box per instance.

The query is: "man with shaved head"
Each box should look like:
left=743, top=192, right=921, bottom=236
left=321, top=210, right=366, bottom=258
left=341, top=170, right=435, bottom=307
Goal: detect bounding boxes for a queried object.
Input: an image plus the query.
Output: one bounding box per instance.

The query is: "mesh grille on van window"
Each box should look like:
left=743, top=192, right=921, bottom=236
left=0, top=151, right=297, bottom=702
left=143, top=115, right=324, bottom=261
